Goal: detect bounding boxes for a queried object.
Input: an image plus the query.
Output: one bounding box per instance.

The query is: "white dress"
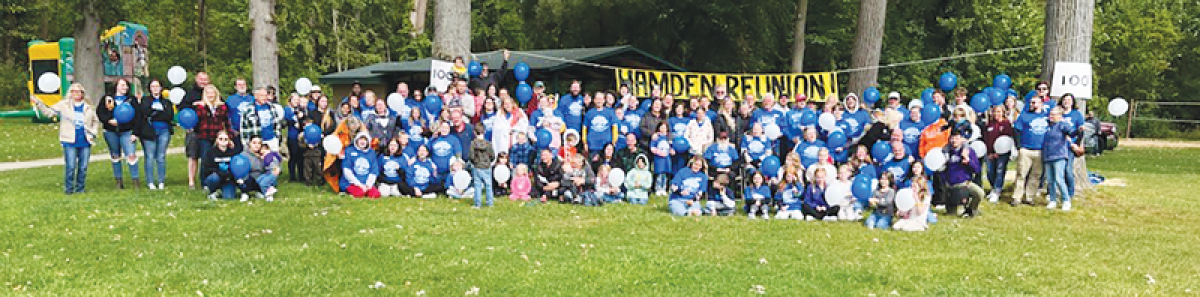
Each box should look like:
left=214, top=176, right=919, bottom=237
left=893, top=193, right=931, bottom=231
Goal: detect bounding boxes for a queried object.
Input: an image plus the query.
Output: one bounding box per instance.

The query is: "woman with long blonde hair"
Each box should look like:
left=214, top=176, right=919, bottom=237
left=190, top=84, right=230, bottom=189
left=31, top=83, right=102, bottom=194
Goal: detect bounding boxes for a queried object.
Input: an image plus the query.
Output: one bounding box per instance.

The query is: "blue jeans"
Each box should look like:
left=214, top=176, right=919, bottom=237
left=1044, top=159, right=1071, bottom=203
left=986, top=153, right=1010, bottom=193
left=142, top=129, right=171, bottom=184
left=601, top=193, right=622, bottom=203
left=104, top=131, right=139, bottom=179
left=1065, top=154, right=1076, bottom=197
left=204, top=173, right=237, bottom=199
left=245, top=173, right=278, bottom=193
left=865, top=213, right=892, bottom=229
left=668, top=199, right=700, bottom=216
left=472, top=168, right=494, bottom=207
left=655, top=173, right=668, bottom=194
left=63, top=146, right=91, bottom=194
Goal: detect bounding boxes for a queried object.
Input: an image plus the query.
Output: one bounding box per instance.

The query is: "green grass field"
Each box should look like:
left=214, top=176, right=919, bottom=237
left=0, top=121, right=185, bottom=162
left=1, top=146, right=1198, bottom=296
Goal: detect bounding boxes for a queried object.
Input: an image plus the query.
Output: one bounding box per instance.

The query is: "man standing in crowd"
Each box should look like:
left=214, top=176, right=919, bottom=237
left=182, top=71, right=211, bottom=190
left=471, top=49, right=510, bottom=91
left=239, top=87, right=286, bottom=152
left=226, top=78, right=253, bottom=131
left=558, top=80, right=586, bottom=132
left=1012, top=97, right=1048, bottom=206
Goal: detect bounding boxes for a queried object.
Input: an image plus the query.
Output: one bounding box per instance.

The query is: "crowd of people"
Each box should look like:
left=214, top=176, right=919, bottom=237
left=31, top=56, right=1101, bottom=231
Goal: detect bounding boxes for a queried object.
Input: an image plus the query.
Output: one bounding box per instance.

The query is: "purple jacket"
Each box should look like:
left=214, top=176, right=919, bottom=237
left=943, top=145, right=979, bottom=185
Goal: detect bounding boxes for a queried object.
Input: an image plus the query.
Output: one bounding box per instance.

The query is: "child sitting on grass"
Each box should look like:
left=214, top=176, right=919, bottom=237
left=595, top=164, right=622, bottom=203
left=744, top=171, right=772, bottom=220
left=509, top=164, right=532, bottom=201
left=706, top=174, right=736, bottom=216
left=624, top=155, right=652, bottom=205
left=866, top=172, right=897, bottom=230
left=446, top=157, right=473, bottom=199
left=494, top=152, right=511, bottom=196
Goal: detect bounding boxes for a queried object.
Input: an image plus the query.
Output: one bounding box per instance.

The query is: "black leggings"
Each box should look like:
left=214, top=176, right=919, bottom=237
left=802, top=204, right=841, bottom=220
left=399, top=182, right=445, bottom=196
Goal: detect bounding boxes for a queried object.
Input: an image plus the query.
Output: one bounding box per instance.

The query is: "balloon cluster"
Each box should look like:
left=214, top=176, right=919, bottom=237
left=515, top=60, right=532, bottom=105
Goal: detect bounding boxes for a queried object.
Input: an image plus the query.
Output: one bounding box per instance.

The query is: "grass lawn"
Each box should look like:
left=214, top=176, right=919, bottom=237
left=0, top=120, right=186, bottom=162
left=1, top=147, right=1198, bottom=295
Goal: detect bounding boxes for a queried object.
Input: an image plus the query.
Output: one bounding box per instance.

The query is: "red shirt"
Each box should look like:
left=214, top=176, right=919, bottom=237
left=195, top=104, right=230, bottom=140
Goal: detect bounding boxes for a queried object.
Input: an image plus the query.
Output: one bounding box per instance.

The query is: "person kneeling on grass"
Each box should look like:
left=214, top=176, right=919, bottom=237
left=866, top=172, right=897, bottom=230
left=563, top=155, right=600, bottom=205
left=668, top=156, right=707, bottom=216
left=624, top=155, right=653, bottom=205
left=706, top=174, right=737, bottom=216
left=378, top=138, right=408, bottom=197
left=400, top=145, right=443, bottom=198
left=595, top=164, right=622, bottom=203
left=802, top=167, right=839, bottom=221
left=744, top=171, right=772, bottom=219
left=446, top=158, right=474, bottom=199
left=532, top=149, right=565, bottom=203
left=202, top=130, right=243, bottom=200
left=341, top=132, right=381, bottom=198
left=237, top=136, right=282, bottom=201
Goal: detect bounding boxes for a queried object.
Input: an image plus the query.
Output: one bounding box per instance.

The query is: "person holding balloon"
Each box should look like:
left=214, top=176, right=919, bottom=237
left=236, top=136, right=282, bottom=201
left=285, top=93, right=310, bottom=182
left=201, top=130, right=244, bottom=200
left=136, top=79, right=174, bottom=190
left=668, top=156, right=708, bottom=216
left=96, top=78, right=143, bottom=189
left=192, top=85, right=231, bottom=189
left=943, top=124, right=985, bottom=218
left=801, top=167, right=837, bottom=221
left=983, top=105, right=1016, bottom=203
left=30, top=83, right=102, bottom=194
left=899, top=102, right=925, bottom=157
left=865, top=172, right=897, bottom=230
left=650, top=122, right=674, bottom=196
left=893, top=174, right=932, bottom=232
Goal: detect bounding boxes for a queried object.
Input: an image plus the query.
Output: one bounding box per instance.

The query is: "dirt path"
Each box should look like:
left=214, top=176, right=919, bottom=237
left=1120, top=138, right=1200, bottom=148
left=0, top=147, right=184, bottom=172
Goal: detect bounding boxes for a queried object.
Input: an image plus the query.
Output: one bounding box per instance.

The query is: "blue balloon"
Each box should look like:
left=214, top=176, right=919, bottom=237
left=921, top=87, right=935, bottom=103
left=858, top=164, right=878, bottom=180
left=536, top=129, right=552, bottom=149
left=871, top=141, right=892, bottom=163
left=514, top=62, right=531, bottom=82
left=800, top=110, right=817, bottom=126
left=939, top=72, right=957, bottom=91
left=468, top=61, right=483, bottom=77
left=986, top=87, right=1006, bottom=106
left=971, top=93, right=990, bottom=113
left=231, top=154, right=251, bottom=179
left=178, top=108, right=198, bottom=129
left=1024, top=90, right=1037, bottom=102
left=862, top=87, right=881, bottom=105
left=1006, top=88, right=1018, bottom=100
left=827, top=131, right=847, bottom=148
left=922, top=105, right=941, bottom=124
left=993, top=74, right=1013, bottom=90
left=304, top=124, right=323, bottom=145
left=852, top=174, right=874, bottom=203
left=516, top=82, right=533, bottom=105
left=672, top=136, right=691, bottom=152
left=762, top=156, right=781, bottom=177
left=115, top=103, right=135, bottom=124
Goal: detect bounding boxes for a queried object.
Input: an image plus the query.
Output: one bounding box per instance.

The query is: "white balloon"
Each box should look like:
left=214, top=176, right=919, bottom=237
left=169, top=87, right=186, bottom=105
left=453, top=171, right=472, bottom=190
left=1108, top=98, right=1129, bottom=117
left=494, top=165, right=511, bottom=183
left=322, top=135, right=343, bottom=155
left=970, top=140, right=987, bottom=158
left=825, top=183, right=849, bottom=206
left=818, top=113, right=836, bottom=131
left=387, top=93, right=405, bottom=114
left=894, top=188, right=916, bottom=211
left=993, top=136, right=1014, bottom=154
left=37, top=73, right=61, bottom=93
left=167, top=66, right=187, bottom=85
left=295, top=78, right=313, bottom=95
left=924, top=147, right=946, bottom=172
left=764, top=125, right=782, bottom=140
left=608, top=168, right=625, bottom=188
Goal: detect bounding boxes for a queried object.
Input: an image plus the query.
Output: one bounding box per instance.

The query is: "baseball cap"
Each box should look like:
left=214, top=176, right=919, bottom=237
left=888, top=92, right=901, bottom=100
left=908, top=100, right=924, bottom=110
left=534, top=81, right=545, bottom=88
left=311, top=85, right=322, bottom=92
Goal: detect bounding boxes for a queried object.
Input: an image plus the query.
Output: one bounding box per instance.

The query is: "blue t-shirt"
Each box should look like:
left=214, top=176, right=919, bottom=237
left=669, top=168, right=708, bottom=201
left=881, top=156, right=913, bottom=188
left=406, top=159, right=438, bottom=191
left=899, top=119, right=924, bottom=158
left=428, top=136, right=461, bottom=176
left=585, top=108, right=616, bottom=152
left=668, top=117, right=689, bottom=139
left=794, top=139, right=825, bottom=168
left=227, top=93, right=253, bottom=129
left=742, top=135, right=771, bottom=162
left=703, top=143, right=738, bottom=169
left=64, top=103, right=90, bottom=147
left=255, top=104, right=277, bottom=141
left=744, top=184, right=772, bottom=203
left=776, top=183, right=805, bottom=210
left=651, top=135, right=672, bottom=174
left=379, top=155, right=406, bottom=184
left=557, top=93, right=586, bottom=131
left=1015, top=111, right=1050, bottom=150
left=622, top=112, right=643, bottom=137
left=843, top=108, right=871, bottom=138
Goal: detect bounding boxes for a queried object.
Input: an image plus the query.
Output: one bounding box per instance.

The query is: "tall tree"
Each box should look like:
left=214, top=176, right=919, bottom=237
left=432, top=0, right=470, bottom=59
left=197, top=0, right=207, bottom=70
left=74, top=0, right=103, bottom=104
left=791, top=0, right=809, bottom=72
left=1041, top=0, right=1095, bottom=193
left=410, top=0, right=428, bottom=37
left=249, top=0, right=279, bottom=89
left=847, top=0, right=887, bottom=96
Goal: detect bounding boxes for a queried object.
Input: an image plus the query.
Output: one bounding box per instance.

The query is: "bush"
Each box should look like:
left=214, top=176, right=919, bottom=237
left=0, top=62, right=29, bottom=109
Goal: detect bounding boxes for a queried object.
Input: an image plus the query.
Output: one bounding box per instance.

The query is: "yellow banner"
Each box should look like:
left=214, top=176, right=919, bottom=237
left=614, top=68, right=838, bottom=101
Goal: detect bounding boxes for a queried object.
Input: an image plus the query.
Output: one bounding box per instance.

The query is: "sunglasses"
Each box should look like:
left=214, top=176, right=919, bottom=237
left=217, top=138, right=230, bottom=141
left=1037, top=87, right=1049, bottom=91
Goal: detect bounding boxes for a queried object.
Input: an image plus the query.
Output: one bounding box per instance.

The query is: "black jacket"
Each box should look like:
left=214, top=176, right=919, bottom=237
left=532, top=157, right=563, bottom=187
left=96, top=95, right=139, bottom=133
left=200, top=140, right=244, bottom=182
left=137, top=94, right=175, bottom=137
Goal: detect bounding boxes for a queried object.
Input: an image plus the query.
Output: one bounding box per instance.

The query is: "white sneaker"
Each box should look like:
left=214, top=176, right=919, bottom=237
left=763, top=214, right=771, bottom=220
left=158, top=183, right=165, bottom=190
left=805, top=215, right=816, bottom=221
left=422, top=193, right=437, bottom=199
left=1046, top=201, right=1058, bottom=210
left=265, top=195, right=274, bottom=202
left=147, top=184, right=157, bottom=190
left=1062, top=201, right=1072, bottom=211
left=748, top=213, right=757, bottom=220
left=987, top=193, right=999, bottom=203
left=265, top=187, right=278, bottom=198
left=823, top=216, right=839, bottom=222
left=208, top=192, right=219, bottom=201
left=240, top=194, right=250, bottom=202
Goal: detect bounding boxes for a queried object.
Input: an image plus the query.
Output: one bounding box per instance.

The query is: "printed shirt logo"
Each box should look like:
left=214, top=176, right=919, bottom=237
left=257, top=108, right=274, bottom=125
left=590, top=115, right=610, bottom=132
left=409, top=126, right=424, bottom=142
left=656, top=141, right=670, bottom=153
left=904, top=127, right=921, bottom=143
left=433, top=140, right=453, bottom=157
left=625, top=114, right=641, bottom=127
left=569, top=101, right=583, bottom=116
left=413, top=166, right=431, bottom=184
left=353, top=158, right=371, bottom=176
left=845, top=118, right=861, bottom=134
left=714, top=152, right=733, bottom=167
left=683, top=177, right=703, bottom=193
left=803, top=146, right=820, bottom=159
left=672, top=123, right=687, bottom=137
left=748, top=139, right=766, bottom=154
left=887, top=165, right=906, bottom=179
left=384, top=160, right=401, bottom=177
left=1030, top=118, right=1049, bottom=135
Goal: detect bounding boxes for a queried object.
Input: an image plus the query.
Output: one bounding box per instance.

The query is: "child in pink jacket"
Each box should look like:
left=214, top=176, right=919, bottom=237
left=509, top=164, right=532, bottom=201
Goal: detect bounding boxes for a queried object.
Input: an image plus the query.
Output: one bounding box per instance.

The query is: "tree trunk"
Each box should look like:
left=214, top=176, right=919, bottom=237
left=198, top=0, right=208, bottom=69
left=74, top=0, right=103, bottom=105
left=432, top=0, right=471, bottom=60
left=410, top=0, right=429, bottom=37
left=847, top=0, right=887, bottom=97
left=1043, top=0, right=1096, bottom=196
left=790, top=0, right=809, bottom=73
left=249, top=0, right=279, bottom=90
